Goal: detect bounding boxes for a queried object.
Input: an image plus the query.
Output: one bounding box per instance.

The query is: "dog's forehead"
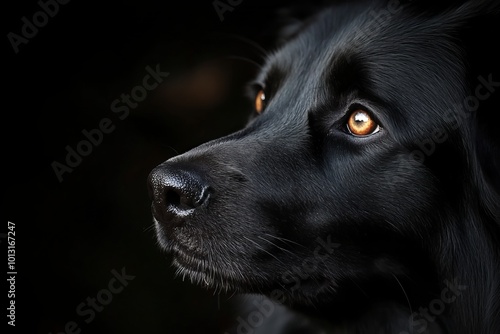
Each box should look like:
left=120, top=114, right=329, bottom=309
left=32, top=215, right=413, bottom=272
left=261, top=3, right=467, bottom=136
left=269, top=4, right=464, bottom=84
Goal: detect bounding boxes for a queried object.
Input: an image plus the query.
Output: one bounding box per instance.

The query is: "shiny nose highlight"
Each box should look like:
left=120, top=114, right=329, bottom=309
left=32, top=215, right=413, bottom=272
left=148, top=164, right=210, bottom=224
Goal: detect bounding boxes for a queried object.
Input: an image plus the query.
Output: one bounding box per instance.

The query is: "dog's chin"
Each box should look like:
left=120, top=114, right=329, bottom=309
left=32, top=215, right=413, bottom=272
left=171, top=247, right=217, bottom=289
left=153, top=218, right=249, bottom=292
left=171, top=247, right=252, bottom=293
left=153, top=219, right=340, bottom=301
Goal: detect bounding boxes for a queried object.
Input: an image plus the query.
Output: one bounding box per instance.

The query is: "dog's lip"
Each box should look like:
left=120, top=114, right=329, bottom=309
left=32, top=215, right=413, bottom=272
left=172, top=243, right=206, bottom=263
left=170, top=245, right=216, bottom=286
left=172, top=255, right=206, bottom=274
left=171, top=246, right=240, bottom=289
left=152, top=217, right=242, bottom=286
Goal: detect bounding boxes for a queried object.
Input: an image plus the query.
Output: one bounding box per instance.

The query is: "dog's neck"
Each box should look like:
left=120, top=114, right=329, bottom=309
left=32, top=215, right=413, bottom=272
left=289, top=209, right=500, bottom=334
left=435, top=208, right=500, bottom=334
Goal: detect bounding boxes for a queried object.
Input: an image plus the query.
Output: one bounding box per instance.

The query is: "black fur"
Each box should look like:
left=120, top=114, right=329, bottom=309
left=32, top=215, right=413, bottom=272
left=148, top=1, right=500, bottom=333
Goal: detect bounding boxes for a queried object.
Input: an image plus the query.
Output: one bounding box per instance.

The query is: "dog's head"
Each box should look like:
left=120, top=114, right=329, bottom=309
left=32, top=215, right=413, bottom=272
left=148, top=0, right=499, bottom=313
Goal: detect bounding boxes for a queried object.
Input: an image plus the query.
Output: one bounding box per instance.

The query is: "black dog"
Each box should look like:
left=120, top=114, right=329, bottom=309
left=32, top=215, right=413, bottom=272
left=148, top=1, right=500, bottom=333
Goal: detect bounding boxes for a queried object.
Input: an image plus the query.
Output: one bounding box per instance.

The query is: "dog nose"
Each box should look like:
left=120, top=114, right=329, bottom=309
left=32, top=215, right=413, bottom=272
left=148, top=163, right=210, bottom=224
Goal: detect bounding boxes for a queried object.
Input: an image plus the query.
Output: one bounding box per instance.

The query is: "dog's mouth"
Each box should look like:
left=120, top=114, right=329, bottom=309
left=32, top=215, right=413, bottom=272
left=170, top=245, right=248, bottom=292
left=153, top=218, right=248, bottom=291
left=171, top=243, right=207, bottom=272
left=171, top=245, right=215, bottom=287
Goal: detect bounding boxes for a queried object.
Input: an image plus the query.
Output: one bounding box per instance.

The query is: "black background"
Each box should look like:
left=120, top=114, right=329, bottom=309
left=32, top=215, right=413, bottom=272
left=4, top=0, right=301, bottom=333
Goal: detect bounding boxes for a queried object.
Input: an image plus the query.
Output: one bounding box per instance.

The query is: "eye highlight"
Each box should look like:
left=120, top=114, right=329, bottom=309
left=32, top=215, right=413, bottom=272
left=346, top=109, right=380, bottom=136
left=255, top=89, right=266, bottom=114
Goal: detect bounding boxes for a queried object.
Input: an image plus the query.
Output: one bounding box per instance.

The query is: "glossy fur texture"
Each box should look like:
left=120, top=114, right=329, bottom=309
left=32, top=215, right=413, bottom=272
left=148, top=1, right=500, bottom=333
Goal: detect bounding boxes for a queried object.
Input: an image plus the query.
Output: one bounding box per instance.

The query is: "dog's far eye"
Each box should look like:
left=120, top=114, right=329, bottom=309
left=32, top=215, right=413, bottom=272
left=347, top=110, right=380, bottom=136
left=255, top=89, right=266, bottom=114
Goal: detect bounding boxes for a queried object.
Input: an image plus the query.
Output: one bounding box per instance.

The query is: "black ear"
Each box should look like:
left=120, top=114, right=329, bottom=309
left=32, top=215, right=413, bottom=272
left=261, top=0, right=347, bottom=47
left=264, top=0, right=397, bottom=47
left=462, top=1, right=500, bottom=222
left=272, top=3, right=329, bottom=45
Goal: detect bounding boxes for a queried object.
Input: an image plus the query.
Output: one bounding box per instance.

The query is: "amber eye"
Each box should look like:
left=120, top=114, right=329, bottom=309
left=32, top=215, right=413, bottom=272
left=255, top=89, right=266, bottom=114
left=347, top=110, right=380, bottom=136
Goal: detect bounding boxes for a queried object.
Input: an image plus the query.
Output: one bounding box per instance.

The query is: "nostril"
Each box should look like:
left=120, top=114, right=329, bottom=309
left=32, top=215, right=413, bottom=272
left=148, top=163, right=211, bottom=223
left=165, top=186, right=204, bottom=211
left=165, top=188, right=182, bottom=208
